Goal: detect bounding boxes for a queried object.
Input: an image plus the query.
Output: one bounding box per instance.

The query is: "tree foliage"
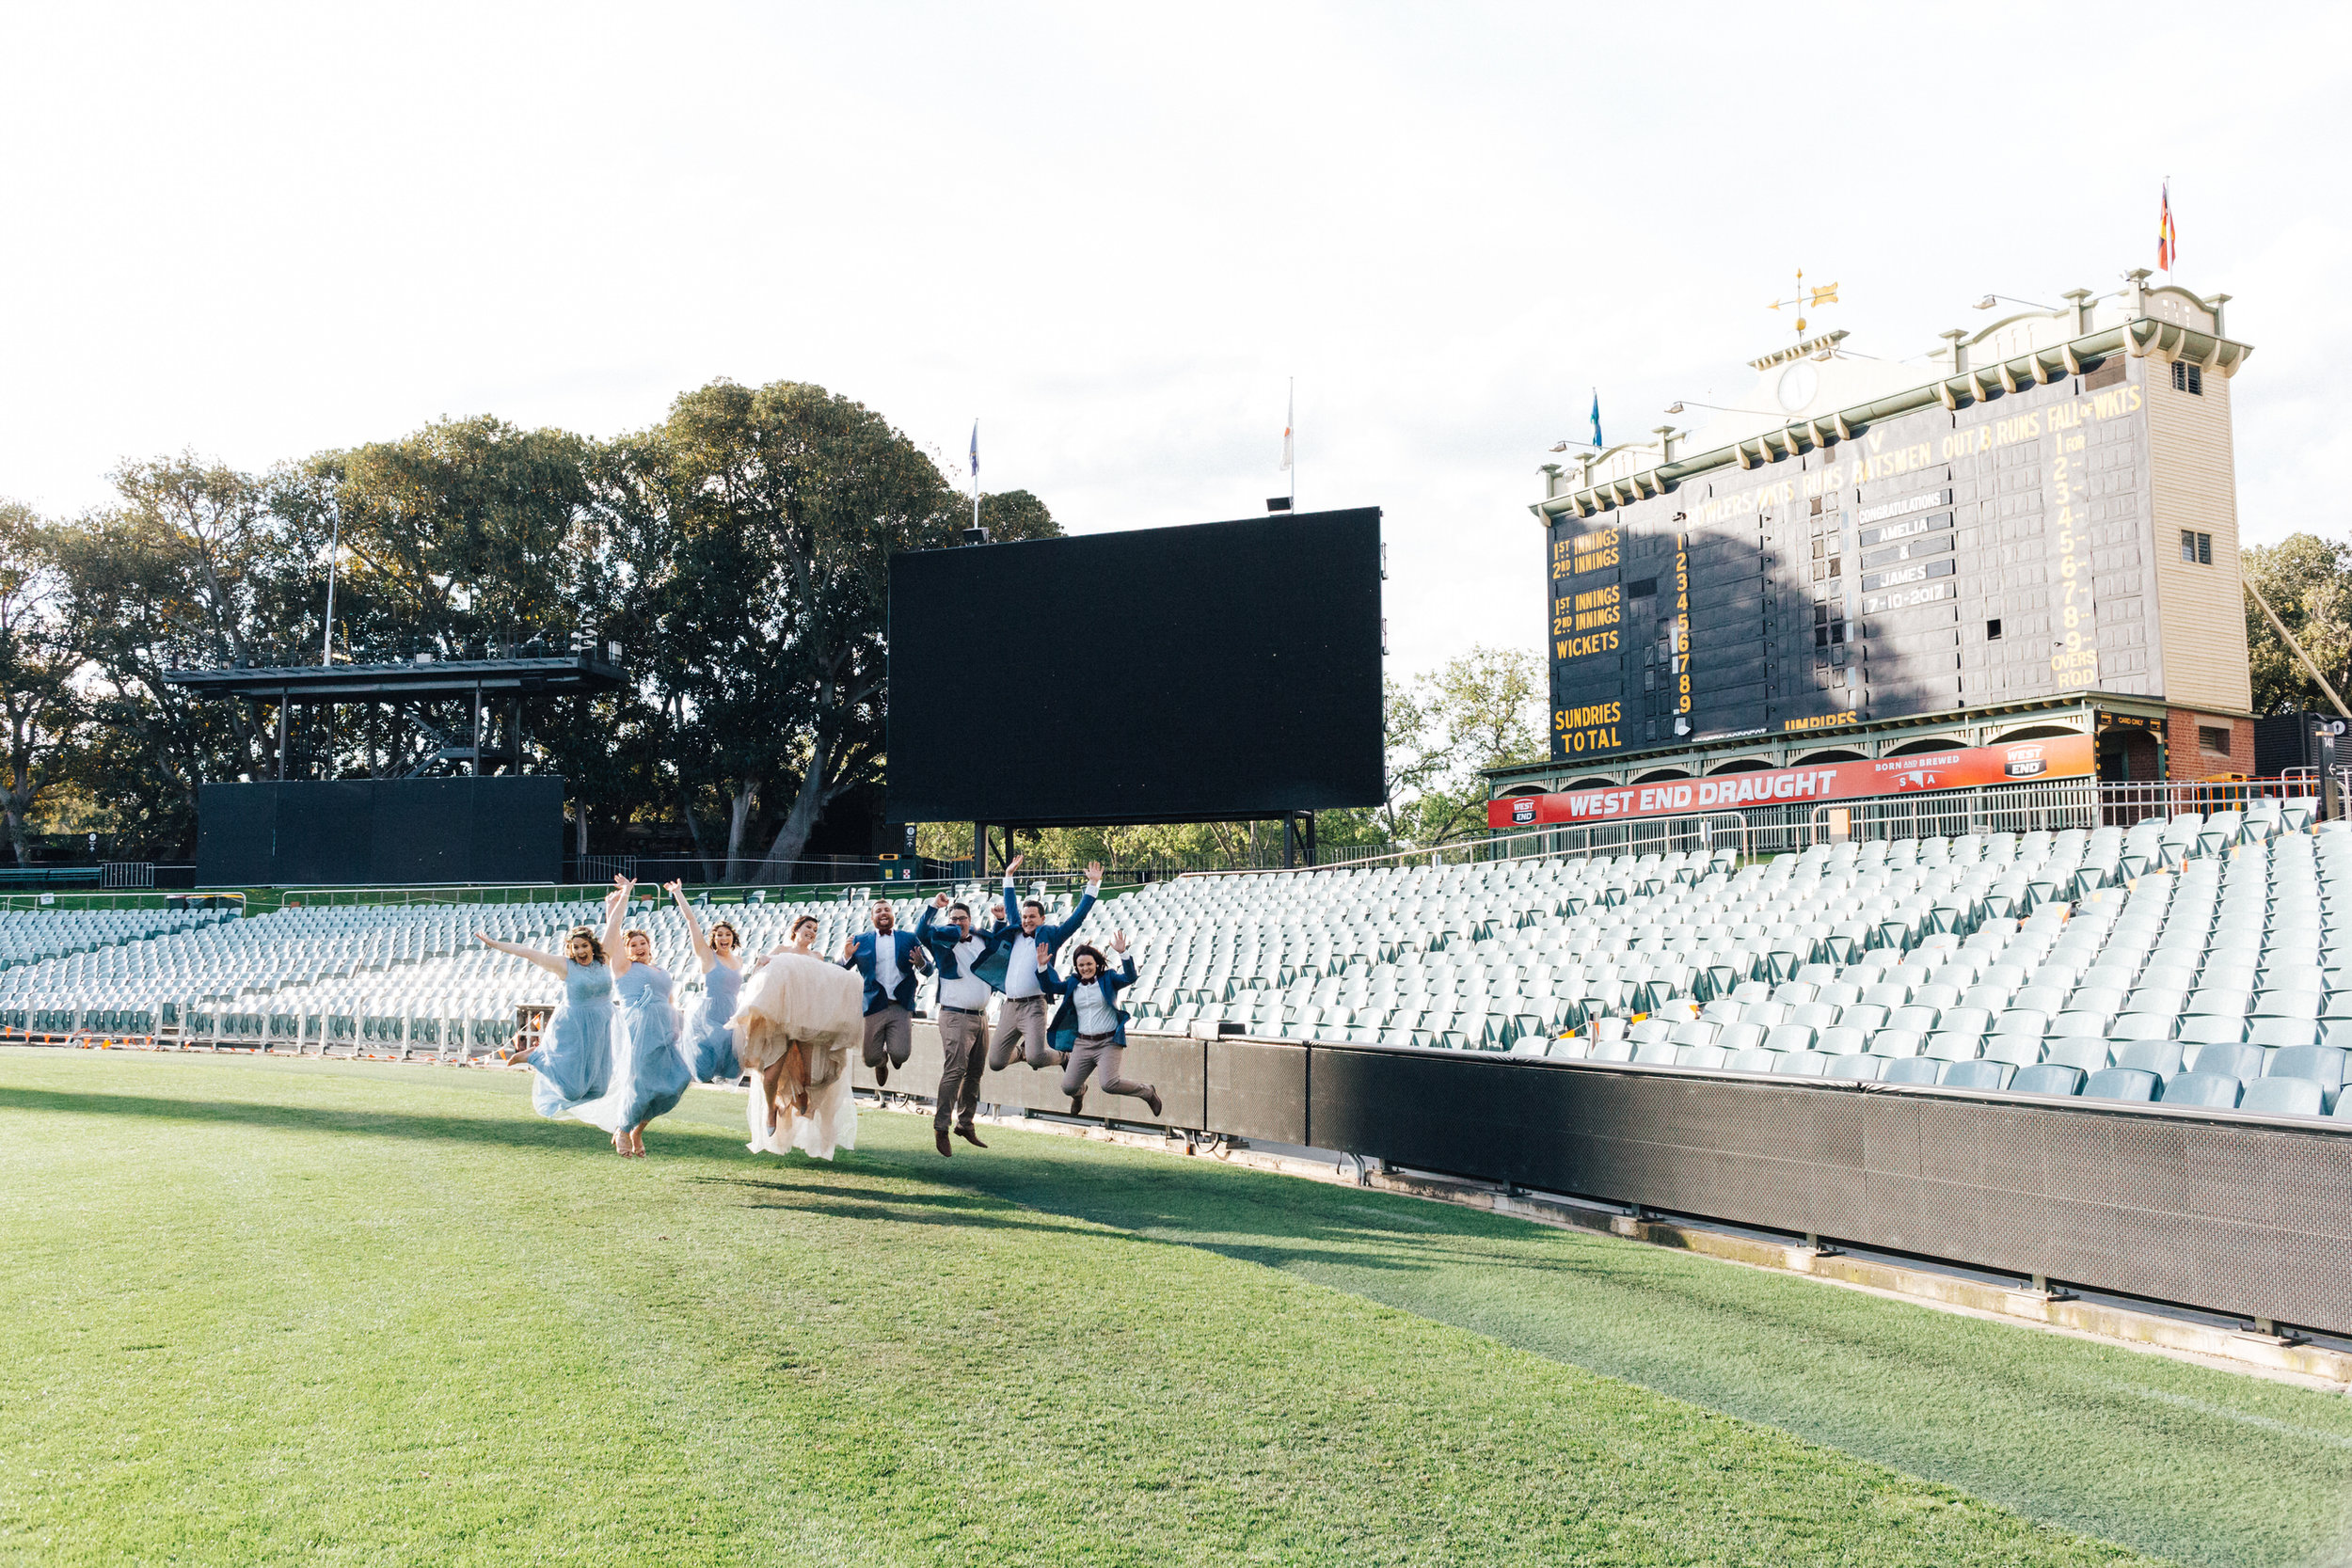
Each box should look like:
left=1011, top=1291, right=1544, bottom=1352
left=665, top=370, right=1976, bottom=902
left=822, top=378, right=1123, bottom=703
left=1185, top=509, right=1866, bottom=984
left=12, top=382, right=1067, bottom=876
left=2245, top=533, right=2352, bottom=717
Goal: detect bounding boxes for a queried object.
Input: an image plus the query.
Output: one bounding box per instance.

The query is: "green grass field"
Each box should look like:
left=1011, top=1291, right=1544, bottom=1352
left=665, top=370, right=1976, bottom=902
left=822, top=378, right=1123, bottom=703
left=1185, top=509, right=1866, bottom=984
left=3, top=1051, right=2349, bottom=1566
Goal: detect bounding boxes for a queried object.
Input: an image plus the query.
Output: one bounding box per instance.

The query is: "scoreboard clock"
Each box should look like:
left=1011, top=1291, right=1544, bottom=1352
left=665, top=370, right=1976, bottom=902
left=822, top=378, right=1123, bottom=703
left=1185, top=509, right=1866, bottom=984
left=1544, top=350, right=2158, bottom=764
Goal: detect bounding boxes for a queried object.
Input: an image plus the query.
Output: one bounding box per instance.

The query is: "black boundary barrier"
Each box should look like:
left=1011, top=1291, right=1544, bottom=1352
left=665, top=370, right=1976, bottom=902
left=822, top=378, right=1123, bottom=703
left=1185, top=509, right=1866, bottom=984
left=858, top=1024, right=2352, bottom=1337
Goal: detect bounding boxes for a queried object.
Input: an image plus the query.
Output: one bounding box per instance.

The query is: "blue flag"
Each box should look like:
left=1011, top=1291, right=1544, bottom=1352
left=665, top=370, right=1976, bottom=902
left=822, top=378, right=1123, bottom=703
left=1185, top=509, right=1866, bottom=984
left=1589, top=389, right=1602, bottom=450
left=969, top=420, right=979, bottom=479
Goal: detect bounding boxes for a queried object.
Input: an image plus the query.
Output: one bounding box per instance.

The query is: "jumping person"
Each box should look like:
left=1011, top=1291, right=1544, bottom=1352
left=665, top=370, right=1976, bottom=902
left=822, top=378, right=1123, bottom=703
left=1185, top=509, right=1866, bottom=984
left=475, top=899, right=616, bottom=1121
left=1038, top=931, right=1160, bottom=1118
left=666, top=879, right=743, bottom=1084
left=988, top=855, right=1102, bottom=1072
left=841, top=898, right=923, bottom=1086
left=914, top=892, right=1014, bottom=1157
left=576, top=875, right=691, bottom=1158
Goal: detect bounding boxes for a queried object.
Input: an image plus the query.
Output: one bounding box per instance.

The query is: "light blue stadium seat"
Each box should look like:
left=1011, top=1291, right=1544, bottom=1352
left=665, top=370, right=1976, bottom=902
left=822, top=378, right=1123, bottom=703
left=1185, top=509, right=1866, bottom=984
left=1824, top=1053, right=1882, bottom=1081
left=2239, top=1076, right=2325, bottom=1117
left=2010, top=1063, right=2086, bottom=1097
left=1867, top=1027, right=1924, bottom=1057
left=2158, top=1070, right=2240, bottom=1108
left=1924, top=1032, right=1983, bottom=1062
left=1939, top=1058, right=2014, bottom=1091
left=2249, top=1017, right=2321, bottom=1051
left=2114, top=1039, right=2185, bottom=1078
left=1631, top=1040, right=1678, bottom=1065
left=1724, top=1047, right=1780, bottom=1074
left=1980, top=1033, right=2043, bottom=1069
left=1774, top=1051, right=1830, bottom=1076
left=2108, top=1011, right=2178, bottom=1042
left=1714, top=1022, right=1766, bottom=1053
left=2186, top=1040, right=2264, bottom=1080
left=1879, top=1055, right=1940, bottom=1085
left=2266, top=1044, right=2344, bottom=1112
left=2082, top=1067, right=2159, bottom=1102
left=2041, top=1037, right=2110, bottom=1073
left=1675, top=1043, right=1729, bottom=1069
left=1764, top=1022, right=1818, bottom=1053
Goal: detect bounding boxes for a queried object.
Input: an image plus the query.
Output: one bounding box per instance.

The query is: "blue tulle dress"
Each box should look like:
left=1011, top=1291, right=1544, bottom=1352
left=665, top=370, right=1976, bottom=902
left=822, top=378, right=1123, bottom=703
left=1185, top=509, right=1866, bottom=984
left=683, top=959, right=743, bottom=1082
left=577, top=962, right=691, bottom=1134
left=529, top=959, right=616, bottom=1119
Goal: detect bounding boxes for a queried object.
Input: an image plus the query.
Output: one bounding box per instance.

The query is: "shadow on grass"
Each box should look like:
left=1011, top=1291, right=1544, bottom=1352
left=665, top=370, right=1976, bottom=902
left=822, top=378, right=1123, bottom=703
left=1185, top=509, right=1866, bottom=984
left=0, top=1084, right=1457, bottom=1274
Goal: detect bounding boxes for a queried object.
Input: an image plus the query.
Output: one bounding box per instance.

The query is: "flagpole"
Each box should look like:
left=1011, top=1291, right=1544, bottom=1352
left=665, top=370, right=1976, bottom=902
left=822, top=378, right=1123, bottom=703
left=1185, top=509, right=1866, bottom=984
left=970, top=419, right=980, bottom=532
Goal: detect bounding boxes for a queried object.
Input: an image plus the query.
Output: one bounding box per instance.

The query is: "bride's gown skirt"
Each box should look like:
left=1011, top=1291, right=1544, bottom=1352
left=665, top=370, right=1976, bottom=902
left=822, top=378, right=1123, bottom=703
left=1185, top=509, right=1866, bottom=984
left=734, top=953, right=866, bottom=1160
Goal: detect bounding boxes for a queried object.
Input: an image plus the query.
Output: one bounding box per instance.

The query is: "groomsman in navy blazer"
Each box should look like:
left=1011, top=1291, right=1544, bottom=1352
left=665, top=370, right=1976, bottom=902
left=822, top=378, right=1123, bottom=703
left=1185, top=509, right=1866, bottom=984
left=841, top=898, right=925, bottom=1086
left=988, top=855, right=1101, bottom=1072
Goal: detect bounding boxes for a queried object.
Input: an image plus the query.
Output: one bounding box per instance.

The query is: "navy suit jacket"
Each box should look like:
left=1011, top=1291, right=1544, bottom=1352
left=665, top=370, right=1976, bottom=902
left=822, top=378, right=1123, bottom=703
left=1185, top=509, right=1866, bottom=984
left=1041, top=956, right=1137, bottom=1051
left=1001, top=879, right=1097, bottom=974
left=914, top=904, right=1014, bottom=989
left=841, top=928, right=924, bottom=1016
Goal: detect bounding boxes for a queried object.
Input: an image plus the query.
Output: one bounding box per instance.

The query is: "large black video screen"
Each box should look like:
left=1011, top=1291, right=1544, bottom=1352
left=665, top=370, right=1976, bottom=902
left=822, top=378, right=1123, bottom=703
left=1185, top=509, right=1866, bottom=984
left=197, top=777, right=565, bottom=885
left=887, top=508, right=1384, bottom=827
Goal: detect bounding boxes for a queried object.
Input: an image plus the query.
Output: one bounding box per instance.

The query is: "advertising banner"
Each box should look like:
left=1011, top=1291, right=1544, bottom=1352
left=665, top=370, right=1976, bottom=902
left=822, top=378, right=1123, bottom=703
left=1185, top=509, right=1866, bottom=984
left=1487, top=733, right=2094, bottom=830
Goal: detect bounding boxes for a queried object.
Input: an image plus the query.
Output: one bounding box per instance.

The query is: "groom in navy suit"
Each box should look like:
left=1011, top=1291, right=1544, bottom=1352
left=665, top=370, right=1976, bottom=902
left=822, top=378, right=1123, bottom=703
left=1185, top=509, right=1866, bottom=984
left=841, top=898, right=925, bottom=1086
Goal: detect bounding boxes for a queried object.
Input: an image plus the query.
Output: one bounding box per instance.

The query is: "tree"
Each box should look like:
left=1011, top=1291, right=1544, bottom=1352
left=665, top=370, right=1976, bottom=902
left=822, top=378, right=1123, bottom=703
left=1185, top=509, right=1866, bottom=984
left=0, top=502, right=82, bottom=864
left=628, top=382, right=1058, bottom=882
left=2245, top=533, right=2352, bottom=717
left=1379, top=645, right=1546, bottom=847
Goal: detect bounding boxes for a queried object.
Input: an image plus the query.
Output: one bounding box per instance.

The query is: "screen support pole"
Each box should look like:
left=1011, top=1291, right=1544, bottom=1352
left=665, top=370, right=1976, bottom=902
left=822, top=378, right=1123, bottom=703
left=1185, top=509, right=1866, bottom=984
left=1281, top=813, right=1295, bottom=870
left=973, top=821, right=988, bottom=879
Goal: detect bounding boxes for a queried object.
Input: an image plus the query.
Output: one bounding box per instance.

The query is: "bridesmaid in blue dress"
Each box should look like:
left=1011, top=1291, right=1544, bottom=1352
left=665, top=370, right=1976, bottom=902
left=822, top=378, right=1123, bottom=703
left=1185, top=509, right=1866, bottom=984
left=476, top=900, right=618, bottom=1121
left=666, top=879, right=744, bottom=1083
left=579, top=875, right=691, bottom=1157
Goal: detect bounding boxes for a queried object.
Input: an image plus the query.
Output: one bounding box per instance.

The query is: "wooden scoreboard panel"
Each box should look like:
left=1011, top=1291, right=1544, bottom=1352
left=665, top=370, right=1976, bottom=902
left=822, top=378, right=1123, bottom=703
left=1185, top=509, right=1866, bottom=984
left=1547, top=356, right=2153, bottom=764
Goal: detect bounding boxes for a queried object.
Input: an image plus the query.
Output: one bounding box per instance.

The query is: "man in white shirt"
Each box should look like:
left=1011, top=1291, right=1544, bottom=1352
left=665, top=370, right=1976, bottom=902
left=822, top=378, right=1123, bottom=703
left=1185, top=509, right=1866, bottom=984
left=988, top=855, right=1101, bottom=1072
left=914, top=893, right=1009, bottom=1157
left=840, top=899, right=925, bottom=1086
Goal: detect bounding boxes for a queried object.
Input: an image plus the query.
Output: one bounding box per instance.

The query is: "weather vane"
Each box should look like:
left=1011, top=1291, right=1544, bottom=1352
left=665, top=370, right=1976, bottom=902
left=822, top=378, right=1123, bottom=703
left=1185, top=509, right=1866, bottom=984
left=1768, top=268, right=1840, bottom=342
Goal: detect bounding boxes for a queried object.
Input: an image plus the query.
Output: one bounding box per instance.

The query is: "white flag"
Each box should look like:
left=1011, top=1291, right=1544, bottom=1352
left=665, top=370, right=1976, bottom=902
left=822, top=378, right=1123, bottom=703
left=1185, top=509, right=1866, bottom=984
left=1279, top=382, right=1294, bottom=471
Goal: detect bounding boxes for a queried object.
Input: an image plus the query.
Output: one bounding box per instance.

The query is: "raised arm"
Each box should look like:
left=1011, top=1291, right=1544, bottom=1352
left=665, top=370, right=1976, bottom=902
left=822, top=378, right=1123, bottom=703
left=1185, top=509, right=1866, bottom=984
left=1033, top=942, right=1066, bottom=998
left=667, top=879, right=715, bottom=971
left=604, top=878, right=632, bottom=976
left=1051, top=861, right=1104, bottom=942
left=1002, top=852, right=1023, bottom=927
left=475, top=932, right=569, bottom=979
left=1106, top=928, right=1137, bottom=991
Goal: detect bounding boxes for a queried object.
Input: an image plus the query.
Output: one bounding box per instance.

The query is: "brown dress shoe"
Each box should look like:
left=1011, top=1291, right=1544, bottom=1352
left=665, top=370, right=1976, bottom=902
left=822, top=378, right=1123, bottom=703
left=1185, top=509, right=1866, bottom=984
left=875, top=1061, right=891, bottom=1087
left=935, top=1128, right=953, bottom=1157
left=956, top=1124, right=987, bottom=1148
left=1142, top=1086, right=1164, bottom=1118
left=1069, top=1092, right=1087, bottom=1116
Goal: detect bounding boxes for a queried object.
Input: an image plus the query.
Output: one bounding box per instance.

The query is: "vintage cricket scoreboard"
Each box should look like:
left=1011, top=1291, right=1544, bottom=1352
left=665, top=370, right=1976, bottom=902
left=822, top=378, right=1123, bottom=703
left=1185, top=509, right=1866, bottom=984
left=1542, top=341, right=2181, bottom=765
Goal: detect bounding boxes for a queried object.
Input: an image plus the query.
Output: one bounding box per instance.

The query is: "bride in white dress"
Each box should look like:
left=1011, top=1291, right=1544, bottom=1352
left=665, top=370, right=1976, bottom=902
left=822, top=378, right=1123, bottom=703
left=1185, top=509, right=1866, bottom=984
left=735, top=913, right=866, bottom=1160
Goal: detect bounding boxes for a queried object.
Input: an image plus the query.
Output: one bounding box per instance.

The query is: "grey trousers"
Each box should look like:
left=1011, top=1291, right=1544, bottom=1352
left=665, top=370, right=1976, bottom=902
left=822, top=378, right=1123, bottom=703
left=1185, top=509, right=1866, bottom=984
left=1062, top=1034, right=1152, bottom=1102
left=862, top=1005, right=913, bottom=1069
left=934, top=1008, right=987, bottom=1131
left=989, top=994, right=1058, bottom=1071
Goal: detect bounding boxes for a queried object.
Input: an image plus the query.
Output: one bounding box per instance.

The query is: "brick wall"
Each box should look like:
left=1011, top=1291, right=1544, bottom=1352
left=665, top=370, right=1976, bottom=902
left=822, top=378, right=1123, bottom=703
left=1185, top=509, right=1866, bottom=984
left=2165, top=708, right=2254, bottom=779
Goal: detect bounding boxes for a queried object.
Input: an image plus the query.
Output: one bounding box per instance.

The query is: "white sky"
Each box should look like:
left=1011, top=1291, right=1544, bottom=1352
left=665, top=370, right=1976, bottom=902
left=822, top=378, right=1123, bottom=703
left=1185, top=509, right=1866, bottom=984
left=4, top=2, right=2347, bottom=679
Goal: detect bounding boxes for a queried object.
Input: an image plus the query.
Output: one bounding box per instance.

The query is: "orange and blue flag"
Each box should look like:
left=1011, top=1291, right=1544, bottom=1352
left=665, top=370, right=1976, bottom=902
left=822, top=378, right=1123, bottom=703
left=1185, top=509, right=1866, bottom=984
left=2159, top=182, right=2176, bottom=273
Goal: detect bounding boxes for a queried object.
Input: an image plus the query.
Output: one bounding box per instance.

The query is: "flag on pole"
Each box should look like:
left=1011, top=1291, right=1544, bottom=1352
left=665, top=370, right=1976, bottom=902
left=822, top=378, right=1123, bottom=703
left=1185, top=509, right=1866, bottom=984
left=1280, top=383, right=1294, bottom=472
left=969, top=420, right=979, bottom=480
left=2158, top=181, right=2176, bottom=273
left=1589, top=388, right=1603, bottom=450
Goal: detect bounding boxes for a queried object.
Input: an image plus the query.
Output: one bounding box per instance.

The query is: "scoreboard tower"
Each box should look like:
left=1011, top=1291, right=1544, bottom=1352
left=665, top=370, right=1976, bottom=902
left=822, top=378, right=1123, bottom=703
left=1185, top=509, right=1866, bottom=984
left=1518, top=270, right=2253, bottom=792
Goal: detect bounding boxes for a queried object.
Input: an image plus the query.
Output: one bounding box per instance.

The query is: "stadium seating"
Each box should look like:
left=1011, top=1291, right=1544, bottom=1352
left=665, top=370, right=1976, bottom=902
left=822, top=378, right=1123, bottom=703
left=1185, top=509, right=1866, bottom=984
left=0, top=885, right=1073, bottom=1062
left=1059, top=808, right=2350, bottom=1123
left=10, top=800, right=2352, bottom=1126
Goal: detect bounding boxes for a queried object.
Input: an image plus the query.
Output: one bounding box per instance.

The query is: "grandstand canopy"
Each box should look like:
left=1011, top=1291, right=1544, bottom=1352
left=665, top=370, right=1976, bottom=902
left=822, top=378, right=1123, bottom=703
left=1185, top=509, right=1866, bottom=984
left=161, top=652, right=627, bottom=705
